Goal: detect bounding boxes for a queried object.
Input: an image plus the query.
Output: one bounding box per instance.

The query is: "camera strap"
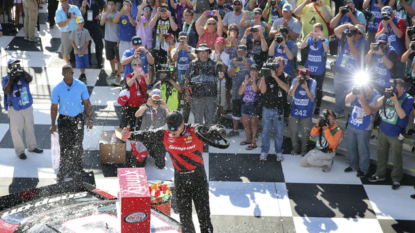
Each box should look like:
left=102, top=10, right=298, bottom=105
left=134, top=75, right=147, bottom=102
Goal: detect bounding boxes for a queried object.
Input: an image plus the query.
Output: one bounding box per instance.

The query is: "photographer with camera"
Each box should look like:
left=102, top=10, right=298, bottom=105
left=401, top=34, right=415, bottom=95
left=363, top=0, right=394, bottom=44
left=227, top=45, right=256, bottom=137
left=344, top=78, right=381, bottom=177
left=364, top=34, right=397, bottom=94
left=394, top=0, right=415, bottom=27
left=184, top=44, right=225, bottom=125
left=300, top=110, right=343, bottom=172
left=2, top=59, right=43, bottom=160
left=269, top=4, right=302, bottom=42
left=133, top=89, right=170, bottom=169
left=240, top=8, right=270, bottom=40
left=121, top=36, right=154, bottom=85
left=333, top=23, right=369, bottom=118
left=288, top=68, right=317, bottom=156
left=330, top=0, right=366, bottom=30
left=376, top=6, right=407, bottom=79
left=240, top=25, right=269, bottom=68
left=369, top=79, right=414, bottom=189
left=405, top=17, right=415, bottom=49
left=258, top=57, right=289, bottom=161
left=301, top=23, right=329, bottom=115
left=56, top=0, right=82, bottom=65
left=269, top=26, right=297, bottom=79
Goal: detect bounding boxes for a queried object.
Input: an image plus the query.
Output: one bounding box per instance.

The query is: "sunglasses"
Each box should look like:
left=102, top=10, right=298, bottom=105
left=199, top=50, right=209, bottom=53
left=143, top=8, right=151, bottom=11
left=132, top=64, right=142, bottom=67
left=208, top=23, right=216, bottom=25
left=233, top=3, right=241, bottom=5
left=254, top=12, right=261, bottom=15
left=64, top=72, right=74, bottom=75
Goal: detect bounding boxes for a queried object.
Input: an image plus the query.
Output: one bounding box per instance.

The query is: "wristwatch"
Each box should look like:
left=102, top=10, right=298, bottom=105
left=282, top=45, right=287, bottom=48
left=145, top=104, right=150, bottom=108
left=145, top=51, right=149, bottom=54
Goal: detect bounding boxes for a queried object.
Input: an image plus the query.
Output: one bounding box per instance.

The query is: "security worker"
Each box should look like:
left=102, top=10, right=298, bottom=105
left=184, top=44, right=224, bottom=125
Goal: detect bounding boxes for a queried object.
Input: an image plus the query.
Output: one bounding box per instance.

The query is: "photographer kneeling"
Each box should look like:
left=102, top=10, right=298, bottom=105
left=344, top=79, right=381, bottom=178
left=369, top=79, right=414, bottom=190
left=133, top=89, right=170, bottom=169
left=300, top=110, right=343, bottom=173
left=364, top=34, right=397, bottom=95
left=288, top=68, right=316, bottom=156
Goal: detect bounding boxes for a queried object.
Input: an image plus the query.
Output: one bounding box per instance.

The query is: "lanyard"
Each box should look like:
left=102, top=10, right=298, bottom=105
left=87, top=0, right=91, bottom=8
left=251, top=39, right=260, bottom=54
left=182, top=19, right=194, bottom=35
left=150, top=108, right=157, bottom=122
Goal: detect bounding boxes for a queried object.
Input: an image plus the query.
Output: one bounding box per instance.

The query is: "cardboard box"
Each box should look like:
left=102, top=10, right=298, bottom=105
left=99, top=130, right=126, bottom=164
left=118, top=168, right=151, bottom=233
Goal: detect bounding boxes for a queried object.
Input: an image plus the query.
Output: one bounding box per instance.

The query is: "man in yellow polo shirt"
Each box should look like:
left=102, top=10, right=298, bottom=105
left=294, top=0, right=332, bottom=39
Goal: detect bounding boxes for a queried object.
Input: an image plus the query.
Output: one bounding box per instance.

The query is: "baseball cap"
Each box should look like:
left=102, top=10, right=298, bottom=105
left=282, top=4, right=292, bottom=12
left=160, top=3, right=168, bottom=8
left=237, top=45, right=247, bottom=51
left=164, top=33, right=174, bottom=39
left=253, top=8, right=262, bottom=14
left=166, top=111, right=184, bottom=131
left=151, top=89, right=162, bottom=98
left=250, top=64, right=259, bottom=70
left=381, top=6, right=393, bottom=15
left=229, top=24, right=239, bottom=32
left=118, top=89, right=130, bottom=105
left=7, top=59, right=20, bottom=67
left=76, top=16, right=84, bottom=24
left=376, top=33, right=388, bottom=43
left=233, top=0, right=242, bottom=3
left=179, top=32, right=188, bottom=38
left=215, top=37, right=225, bottom=44
left=299, top=68, right=310, bottom=76
left=131, top=36, right=142, bottom=46
left=343, top=0, right=354, bottom=5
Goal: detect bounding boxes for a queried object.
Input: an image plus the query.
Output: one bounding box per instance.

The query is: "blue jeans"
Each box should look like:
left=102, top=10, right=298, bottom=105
left=346, top=126, right=372, bottom=173
left=261, top=107, right=284, bottom=154
left=334, top=72, right=352, bottom=115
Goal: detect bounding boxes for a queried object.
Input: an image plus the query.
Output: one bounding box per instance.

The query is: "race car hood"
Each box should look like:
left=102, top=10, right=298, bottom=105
left=0, top=181, right=181, bottom=232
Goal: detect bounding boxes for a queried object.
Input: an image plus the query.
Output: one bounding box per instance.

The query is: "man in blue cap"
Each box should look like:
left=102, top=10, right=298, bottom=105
left=2, top=59, right=43, bottom=160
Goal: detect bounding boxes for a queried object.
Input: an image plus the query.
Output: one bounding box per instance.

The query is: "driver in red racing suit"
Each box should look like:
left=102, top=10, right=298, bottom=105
left=128, top=111, right=213, bottom=233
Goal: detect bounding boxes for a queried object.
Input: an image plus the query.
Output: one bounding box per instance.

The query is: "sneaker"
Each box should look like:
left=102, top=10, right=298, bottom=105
left=368, top=174, right=386, bottom=182
left=18, top=153, right=27, bottom=160
left=410, top=194, right=415, bottom=199
left=290, top=150, right=297, bottom=156
left=344, top=167, right=357, bottom=173
left=259, top=153, right=268, bottom=161
left=24, top=37, right=29, bottom=41
left=300, top=151, right=307, bottom=157
left=79, top=74, right=87, bottom=85
left=111, top=74, right=121, bottom=86
left=107, top=72, right=116, bottom=81
left=28, top=37, right=40, bottom=42
left=277, top=153, right=284, bottom=162
left=392, top=182, right=400, bottom=190
left=322, top=160, right=333, bottom=172
left=49, top=24, right=54, bottom=29
left=226, top=130, right=239, bottom=138
left=356, top=171, right=367, bottom=178
left=313, top=108, right=320, bottom=116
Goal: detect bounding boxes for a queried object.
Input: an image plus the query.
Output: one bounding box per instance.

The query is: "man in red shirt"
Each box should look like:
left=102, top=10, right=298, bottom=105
left=376, top=6, right=407, bottom=79
left=128, top=111, right=215, bottom=233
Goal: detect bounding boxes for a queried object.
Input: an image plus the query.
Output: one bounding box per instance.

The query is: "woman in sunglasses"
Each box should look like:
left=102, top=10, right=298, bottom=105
left=239, top=8, right=270, bottom=40
left=120, top=58, right=152, bottom=130
left=195, top=10, right=223, bottom=50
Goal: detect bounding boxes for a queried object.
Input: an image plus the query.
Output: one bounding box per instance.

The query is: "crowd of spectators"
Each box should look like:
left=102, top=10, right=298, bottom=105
left=4, top=0, right=415, bottom=195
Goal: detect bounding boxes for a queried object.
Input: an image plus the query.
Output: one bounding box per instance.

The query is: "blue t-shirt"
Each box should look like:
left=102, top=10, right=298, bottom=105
left=122, top=48, right=150, bottom=80
left=55, top=4, right=82, bottom=32
left=51, top=79, right=90, bottom=117
left=379, top=91, right=414, bottom=137
left=119, top=14, right=137, bottom=42
left=1, top=74, right=33, bottom=111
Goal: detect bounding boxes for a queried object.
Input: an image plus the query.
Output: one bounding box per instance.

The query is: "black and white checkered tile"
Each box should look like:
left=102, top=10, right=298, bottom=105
left=1, top=6, right=415, bottom=233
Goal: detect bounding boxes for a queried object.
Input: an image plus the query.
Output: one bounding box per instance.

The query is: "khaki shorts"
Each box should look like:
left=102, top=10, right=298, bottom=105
left=61, top=31, right=73, bottom=56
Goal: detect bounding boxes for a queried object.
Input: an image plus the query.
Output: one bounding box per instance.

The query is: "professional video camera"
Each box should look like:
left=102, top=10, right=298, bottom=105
left=384, top=87, right=398, bottom=98
left=10, top=61, right=24, bottom=78
left=156, top=67, right=175, bottom=82
left=276, top=34, right=284, bottom=43
left=341, top=6, right=351, bottom=15
left=260, top=58, right=280, bottom=78
left=347, top=29, right=357, bottom=37
left=408, top=26, right=415, bottom=37
left=299, top=69, right=307, bottom=85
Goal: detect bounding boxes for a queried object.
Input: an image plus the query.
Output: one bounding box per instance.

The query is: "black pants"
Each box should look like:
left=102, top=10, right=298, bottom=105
left=84, top=22, right=104, bottom=66
left=175, top=167, right=213, bottom=233
left=57, top=114, right=84, bottom=181
left=311, top=73, right=326, bottom=108
left=120, top=105, right=141, bottom=130
left=48, top=0, right=59, bottom=26
left=137, top=142, right=166, bottom=169
left=153, top=49, right=168, bottom=70
left=300, top=47, right=309, bottom=66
